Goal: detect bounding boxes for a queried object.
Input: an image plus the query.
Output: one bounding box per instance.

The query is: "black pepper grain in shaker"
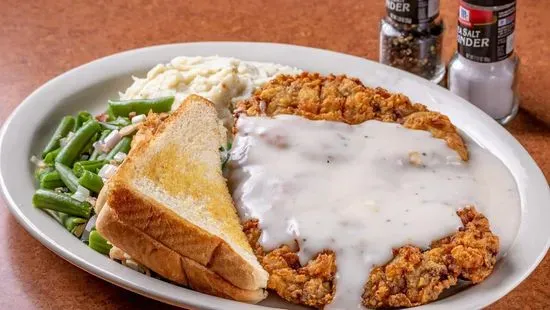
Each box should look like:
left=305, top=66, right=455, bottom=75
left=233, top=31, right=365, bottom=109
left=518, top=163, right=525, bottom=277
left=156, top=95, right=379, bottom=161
left=380, top=0, right=445, bottom=83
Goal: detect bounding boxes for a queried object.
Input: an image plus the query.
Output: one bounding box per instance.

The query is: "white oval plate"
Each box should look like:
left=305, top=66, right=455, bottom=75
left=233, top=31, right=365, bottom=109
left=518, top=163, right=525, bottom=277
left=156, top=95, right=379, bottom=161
left=1, top=42, right=549, bottom=310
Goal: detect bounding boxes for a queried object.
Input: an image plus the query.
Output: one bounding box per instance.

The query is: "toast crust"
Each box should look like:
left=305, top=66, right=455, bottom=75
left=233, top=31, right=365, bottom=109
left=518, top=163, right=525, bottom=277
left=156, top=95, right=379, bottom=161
left=96, top=204, right=267, bottom=303
left=106, top=183, right=267, bottom=291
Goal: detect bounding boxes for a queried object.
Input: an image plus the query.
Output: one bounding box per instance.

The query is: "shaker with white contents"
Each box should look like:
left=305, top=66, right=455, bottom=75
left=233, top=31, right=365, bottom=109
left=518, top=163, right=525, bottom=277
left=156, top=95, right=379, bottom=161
left=448, top=0, right=519, bottom=124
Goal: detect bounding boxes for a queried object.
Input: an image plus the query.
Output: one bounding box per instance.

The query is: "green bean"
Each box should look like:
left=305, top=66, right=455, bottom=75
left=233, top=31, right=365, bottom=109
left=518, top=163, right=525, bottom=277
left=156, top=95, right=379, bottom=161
left=105, top=137, right=131, bottom=161
left=55, top=162, right=79, bottom=193
left=45, top=210, right=87, bottom=237
left=74, top=111, right=93, bottom=131
left=73, top=160, right=106, bottom=177
left=89, top=129, right=111, bottom=160
left=42, top=116, right=76, bottom=158
left=55, top=119, right=101, bottom=166
left=106, top=107, right=116, bottom=122
left=39, top=171, right=65, bottom=189
left=108, top=96, right=174, bottom=117
left=34, top=166, right=53, bottom=181
left=78, top=170, right=104, bottom=193
left=32, top=189, right=91, bottom=218
left=88, top=230, right=112, bottom=255
left=82, top=132, right=100, bottom=156
left=43, top=148, right=61, bottom=165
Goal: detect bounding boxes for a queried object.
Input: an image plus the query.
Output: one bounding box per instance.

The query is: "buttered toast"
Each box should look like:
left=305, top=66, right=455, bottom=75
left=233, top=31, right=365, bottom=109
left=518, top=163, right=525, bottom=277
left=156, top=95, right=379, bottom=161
left=96, top=95, right=268, bottom=303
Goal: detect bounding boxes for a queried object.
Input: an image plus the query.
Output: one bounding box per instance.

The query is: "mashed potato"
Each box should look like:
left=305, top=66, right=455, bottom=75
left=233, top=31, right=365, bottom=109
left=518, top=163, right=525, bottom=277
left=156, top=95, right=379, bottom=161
left=121, top=56, right=301, bottom=128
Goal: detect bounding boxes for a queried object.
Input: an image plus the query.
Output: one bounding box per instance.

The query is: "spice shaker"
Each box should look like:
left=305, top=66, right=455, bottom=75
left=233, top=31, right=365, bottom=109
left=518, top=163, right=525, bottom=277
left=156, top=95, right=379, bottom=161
left=448, top=0, right=519, bottom=124
left=380, top=0, right=445, bottom=83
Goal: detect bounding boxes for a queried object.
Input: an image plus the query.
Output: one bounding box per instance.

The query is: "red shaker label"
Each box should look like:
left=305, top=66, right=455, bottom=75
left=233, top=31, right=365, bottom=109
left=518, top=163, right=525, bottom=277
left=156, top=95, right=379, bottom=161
left=386, top=0, right=439, bottom=24
left=457, top=1, right=516, bottom=63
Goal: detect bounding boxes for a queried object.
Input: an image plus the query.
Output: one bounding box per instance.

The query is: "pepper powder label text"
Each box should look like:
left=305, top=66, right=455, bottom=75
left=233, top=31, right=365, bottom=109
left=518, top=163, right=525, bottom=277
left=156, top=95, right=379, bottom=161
left=386, top=0, right=439, bottom=24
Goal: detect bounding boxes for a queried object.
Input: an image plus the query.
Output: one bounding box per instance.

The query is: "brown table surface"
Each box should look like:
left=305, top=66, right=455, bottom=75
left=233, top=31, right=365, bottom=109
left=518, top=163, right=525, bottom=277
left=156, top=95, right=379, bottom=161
left=1, top=0, right=549, bottom=309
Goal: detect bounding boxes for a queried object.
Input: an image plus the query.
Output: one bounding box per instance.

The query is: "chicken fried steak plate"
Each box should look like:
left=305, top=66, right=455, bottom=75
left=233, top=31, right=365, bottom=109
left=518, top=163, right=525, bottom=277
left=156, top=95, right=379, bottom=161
left=5, top=43, right=543, bottom=310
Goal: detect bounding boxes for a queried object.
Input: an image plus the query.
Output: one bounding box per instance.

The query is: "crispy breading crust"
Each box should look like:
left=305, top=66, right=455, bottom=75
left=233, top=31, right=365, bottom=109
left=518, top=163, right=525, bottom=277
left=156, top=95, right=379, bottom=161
left=235, top=72, right=468, bottom=160
left=362, top=207, right=499, bottom=308
left=243, top=220, right=336, bottom=308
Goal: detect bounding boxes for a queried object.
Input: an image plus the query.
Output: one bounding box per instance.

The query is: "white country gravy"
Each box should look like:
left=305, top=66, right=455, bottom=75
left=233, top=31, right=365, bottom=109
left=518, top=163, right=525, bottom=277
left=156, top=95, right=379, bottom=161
left=228, top=115, right=520, bottom=309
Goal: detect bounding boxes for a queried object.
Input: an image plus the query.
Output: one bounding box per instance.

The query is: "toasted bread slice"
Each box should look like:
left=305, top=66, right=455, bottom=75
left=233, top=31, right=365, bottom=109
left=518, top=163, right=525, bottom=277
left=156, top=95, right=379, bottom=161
left=97, top=204, right=267, bottom=303
left=96, top=95, right=268, bottom=301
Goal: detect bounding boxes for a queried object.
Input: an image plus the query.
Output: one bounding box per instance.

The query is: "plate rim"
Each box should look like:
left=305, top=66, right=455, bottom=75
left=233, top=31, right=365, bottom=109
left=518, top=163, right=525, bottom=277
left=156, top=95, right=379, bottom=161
left=1, top=41, right=549, bottom=310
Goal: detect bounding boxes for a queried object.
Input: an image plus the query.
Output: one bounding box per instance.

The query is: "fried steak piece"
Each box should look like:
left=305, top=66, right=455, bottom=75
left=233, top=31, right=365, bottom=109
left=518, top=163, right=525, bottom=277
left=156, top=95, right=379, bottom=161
left=242, top=208, right=498, bottom=309
left=243, top=220, right=336, bottom=308
left=235, top=73, right=497, bottom=308
left=362, top=207, right=499, bottom=308
left=235, top=72, right=468, bottom=161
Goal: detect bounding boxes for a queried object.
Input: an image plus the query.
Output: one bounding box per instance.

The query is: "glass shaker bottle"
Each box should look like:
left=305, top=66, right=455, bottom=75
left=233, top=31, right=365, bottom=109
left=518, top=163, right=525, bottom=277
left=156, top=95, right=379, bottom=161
left=380, top=0, right=445, bottom=84
left=448, top=0, right=519, bottom=124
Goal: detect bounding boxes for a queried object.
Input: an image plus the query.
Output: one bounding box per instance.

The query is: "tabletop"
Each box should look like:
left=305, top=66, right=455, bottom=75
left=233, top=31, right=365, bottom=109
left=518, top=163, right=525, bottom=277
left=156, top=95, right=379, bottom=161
left=1, top=0, right=549, bottom=309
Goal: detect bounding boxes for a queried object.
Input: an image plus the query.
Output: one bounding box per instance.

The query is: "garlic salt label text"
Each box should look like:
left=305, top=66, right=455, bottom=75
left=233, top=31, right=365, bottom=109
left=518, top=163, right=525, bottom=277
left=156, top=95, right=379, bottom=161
left=386, top=0, right=439, bottom=24
left=457, top=1, right=516, bottom=63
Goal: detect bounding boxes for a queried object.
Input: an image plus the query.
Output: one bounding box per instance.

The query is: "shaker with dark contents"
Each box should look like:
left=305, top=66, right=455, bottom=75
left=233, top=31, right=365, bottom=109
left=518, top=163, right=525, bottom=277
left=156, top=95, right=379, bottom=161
left=380, top=0, right=445, bottom=83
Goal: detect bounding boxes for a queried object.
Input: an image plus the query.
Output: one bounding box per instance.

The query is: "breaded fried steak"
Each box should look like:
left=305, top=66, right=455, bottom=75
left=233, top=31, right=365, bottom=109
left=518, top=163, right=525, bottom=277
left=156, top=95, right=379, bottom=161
left=362, top=207, right=499, bottom=308
left=235, top=72, right=468, bottom=161
left=243, top=219, right=336, bottom=308
left=232, top=73, right=499, bottom=308
left=243, top=207, right=498, bottom=309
